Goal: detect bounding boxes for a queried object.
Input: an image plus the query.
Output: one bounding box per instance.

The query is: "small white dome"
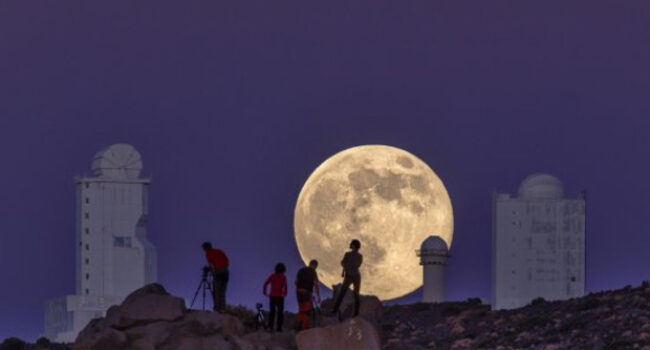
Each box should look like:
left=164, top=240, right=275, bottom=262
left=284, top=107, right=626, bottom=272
left=421, top=235, right=448, bottom=251
left=518, top=173, right=564, bottom=199
left=92, top=144, right=143, bottom=179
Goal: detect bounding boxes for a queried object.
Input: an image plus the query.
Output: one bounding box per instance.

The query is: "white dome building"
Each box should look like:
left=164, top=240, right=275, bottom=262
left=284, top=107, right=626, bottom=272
left=92, top=144, right=143, bottom=179
left=518, top=173, right=564, bottom=200
left=417, top=235, right=450, bottom=303
left=45, top=144, right=157, bottom=342
left=492, top=173, right=585, bottom=310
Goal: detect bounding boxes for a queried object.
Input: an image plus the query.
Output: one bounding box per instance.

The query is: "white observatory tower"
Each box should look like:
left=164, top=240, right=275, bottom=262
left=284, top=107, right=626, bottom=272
left=44, top=144, right=157, bottom=342
left=417, top=235, right=450, bottom=303
left=492, top=173, right=585, bottom=310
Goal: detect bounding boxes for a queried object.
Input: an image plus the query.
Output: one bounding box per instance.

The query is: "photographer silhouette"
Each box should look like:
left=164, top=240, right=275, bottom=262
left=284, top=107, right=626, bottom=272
left=202, top=241, right=230, bottom=312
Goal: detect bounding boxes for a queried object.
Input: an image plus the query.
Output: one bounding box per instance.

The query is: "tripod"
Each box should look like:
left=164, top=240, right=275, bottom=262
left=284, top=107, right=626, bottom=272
left=312, top=297, right=323, bottom=324
left=190, top=268, right=213, bottom=310
left=255, top=303, right=267, bottom=330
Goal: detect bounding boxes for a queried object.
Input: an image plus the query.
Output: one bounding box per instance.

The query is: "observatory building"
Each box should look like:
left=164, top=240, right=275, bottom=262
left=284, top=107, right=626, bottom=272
left=492, top=174, right=585, bottom=310
left=44, top=144, right=157, bottom=342
left=417, top=235, right=450, bottom=303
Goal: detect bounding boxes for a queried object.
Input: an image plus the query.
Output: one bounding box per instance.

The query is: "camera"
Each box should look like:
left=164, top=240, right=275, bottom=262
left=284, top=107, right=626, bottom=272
left=256, top=303, right=263, bottom=310
left=202, top=266, right=211, bottom=278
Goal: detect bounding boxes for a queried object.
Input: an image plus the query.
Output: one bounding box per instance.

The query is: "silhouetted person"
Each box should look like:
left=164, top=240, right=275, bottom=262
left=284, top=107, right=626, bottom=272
left=263, top=263, right=288, bottom=332
left=295, top=259, right=321, bottom=330
left=332, top=239, right=363, bottom=317
left=202, top=241, right=229, bottom=312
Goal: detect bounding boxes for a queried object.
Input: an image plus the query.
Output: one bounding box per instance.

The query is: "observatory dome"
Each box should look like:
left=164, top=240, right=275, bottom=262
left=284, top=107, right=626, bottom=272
left=421, top=235, right=448, bottom=252
left=92, top=144, right=143, bottom=179
left=518, top=173, right=564, bottom=199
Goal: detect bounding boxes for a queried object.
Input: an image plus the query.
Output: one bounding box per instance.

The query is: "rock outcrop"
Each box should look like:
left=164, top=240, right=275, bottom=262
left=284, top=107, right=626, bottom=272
left=296, top=317, right=381, bottom=350
left=382, top=282, right=650, bottom=350
left=320, top=284, right=383, bottom=326
left=12, top=282, right=650, bottom=350
left=71, top=284, right=296, bottom=350
left=103, top=283, right=187, bottom=329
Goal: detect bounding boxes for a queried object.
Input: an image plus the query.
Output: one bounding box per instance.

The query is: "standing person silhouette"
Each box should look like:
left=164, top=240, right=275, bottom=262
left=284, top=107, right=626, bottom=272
left=331, top=239, right=363, bottom=317
left=202, top=241, right=229, bottom=313
left=295, top=259, right=320, bottom=330
left=263, top=263, right=288, bottom=332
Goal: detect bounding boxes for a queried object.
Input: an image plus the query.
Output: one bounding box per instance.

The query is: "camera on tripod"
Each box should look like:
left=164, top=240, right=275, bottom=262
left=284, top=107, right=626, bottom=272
left=191, top=266, right=214, bottom=310
left=202, top=266, right=212, bottom=279
left=255, top=303, right=266, bottom=330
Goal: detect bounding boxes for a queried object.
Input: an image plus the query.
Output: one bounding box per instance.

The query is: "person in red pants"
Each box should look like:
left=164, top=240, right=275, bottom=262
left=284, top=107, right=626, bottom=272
left=263, top=263, right=288, bottom=332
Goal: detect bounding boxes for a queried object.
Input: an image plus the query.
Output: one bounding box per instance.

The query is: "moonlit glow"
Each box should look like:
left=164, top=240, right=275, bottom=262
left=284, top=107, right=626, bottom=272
left=294, top=145, right=453, bottom=300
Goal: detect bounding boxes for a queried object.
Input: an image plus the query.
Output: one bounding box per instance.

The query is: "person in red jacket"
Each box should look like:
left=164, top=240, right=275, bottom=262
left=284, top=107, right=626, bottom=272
left=202, top=241, right=229, bottom=312
left=263, top=263, right=288, bottom=332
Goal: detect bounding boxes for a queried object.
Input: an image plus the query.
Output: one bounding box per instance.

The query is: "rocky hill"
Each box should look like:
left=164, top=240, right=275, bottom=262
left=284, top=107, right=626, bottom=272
left=382, top=282, right=650, bottom=350
left=4, top=282, right=650, bottom=350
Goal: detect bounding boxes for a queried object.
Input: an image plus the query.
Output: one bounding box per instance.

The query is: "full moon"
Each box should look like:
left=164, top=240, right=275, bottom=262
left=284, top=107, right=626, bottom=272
left=294, top=145, right=453, bottom=300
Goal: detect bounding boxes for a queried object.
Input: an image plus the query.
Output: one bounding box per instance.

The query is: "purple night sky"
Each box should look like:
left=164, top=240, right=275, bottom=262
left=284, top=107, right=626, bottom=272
left=1, top=0, right=649, bottom=341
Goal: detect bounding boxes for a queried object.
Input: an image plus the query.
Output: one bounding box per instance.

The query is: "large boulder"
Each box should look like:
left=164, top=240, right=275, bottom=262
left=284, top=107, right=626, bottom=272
left=156, top=334, right=233, bottom=350
left=320, top=284, right=383, bottom=326
left=73, top=327, right=128, bottom=350
left=111, top=312, right=247, bottom=350
left=124, top=321, right=171, bottom=350
left=296, top=317, right=381, bottom=350
left=72, top=283, right=293, bottom=350
left=171, top=310, right=245, bottom=338
left=104, top=283, right=186, bottom=329
left=233, top=331, right=297, bottom=350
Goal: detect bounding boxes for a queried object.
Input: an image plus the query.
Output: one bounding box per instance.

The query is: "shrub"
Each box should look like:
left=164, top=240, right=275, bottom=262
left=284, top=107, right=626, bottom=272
left=1, top=337, right=26, bottom=350
left=466, top=297, right=482, bottom=305
left=606, top=339, right=633, bottom=348
left=411, top=302, right=431, bottom=312
left=442, top=304, right=461, bottom=316
left=225, top=304, right=260, bottom=330
left=576, top=298, right=600, bottom=311
left=525, top=315, right=549, bottom=328
left=36, top=337, right=51, bottom=347
left=530, top=297, right=545, bottom=306
left=642, top=280, right=649, bottom=288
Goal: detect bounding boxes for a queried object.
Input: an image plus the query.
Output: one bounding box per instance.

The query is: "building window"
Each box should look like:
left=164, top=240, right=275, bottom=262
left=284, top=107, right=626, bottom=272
left=85, top=289, right=89, bottom=295
left=85, top=197, right=89, bottom=204
left=114, top=237, right=132, bottom=248
left=85, top=183, right=89, bottom=189
left=86, top=273, right=89, bottom=280
left=85, top=228, right=89, bottom=234
left=85, top=212, right=89, bottom=219
left=85, top=258, right=89, bottom=264
left=85, top=244, right=89, bottom=250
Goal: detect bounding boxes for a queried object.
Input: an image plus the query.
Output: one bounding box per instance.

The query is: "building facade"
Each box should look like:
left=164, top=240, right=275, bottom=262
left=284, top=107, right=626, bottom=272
left=492, top=173, right=585, bottom=310
left=417, top=235, right=450, bottom=303
left=44, top=144, right=157, bottom=342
